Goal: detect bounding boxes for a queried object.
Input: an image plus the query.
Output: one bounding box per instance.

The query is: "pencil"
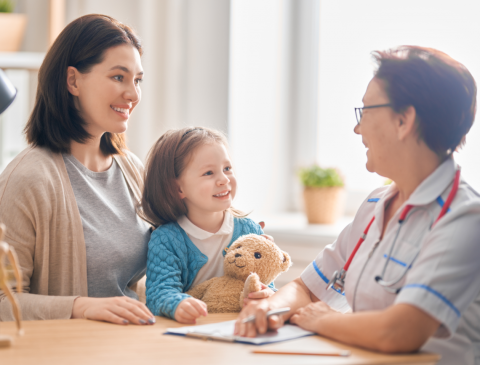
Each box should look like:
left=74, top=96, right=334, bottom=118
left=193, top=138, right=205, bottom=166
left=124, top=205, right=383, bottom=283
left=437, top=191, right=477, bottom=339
left=252, top=349, right=351, bottom=357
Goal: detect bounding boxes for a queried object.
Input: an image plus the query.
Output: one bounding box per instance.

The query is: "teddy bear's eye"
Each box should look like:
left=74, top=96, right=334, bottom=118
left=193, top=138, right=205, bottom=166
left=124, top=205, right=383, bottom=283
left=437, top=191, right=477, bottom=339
left=236, top=245, right=242, bottom=249
left=254, top=252, right=262, bottom=259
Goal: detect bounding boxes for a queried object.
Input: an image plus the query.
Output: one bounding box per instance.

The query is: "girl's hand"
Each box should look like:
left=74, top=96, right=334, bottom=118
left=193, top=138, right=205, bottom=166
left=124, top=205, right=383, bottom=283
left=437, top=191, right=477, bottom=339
left=174, top=298, right=208, bottom=324
left=71, top=296, right=155, bottom=325
left=258, top=221, right=274, bottom=242
left=243, top=283, right=275, bottom=306
left=289, top=301, right=336, bottom=333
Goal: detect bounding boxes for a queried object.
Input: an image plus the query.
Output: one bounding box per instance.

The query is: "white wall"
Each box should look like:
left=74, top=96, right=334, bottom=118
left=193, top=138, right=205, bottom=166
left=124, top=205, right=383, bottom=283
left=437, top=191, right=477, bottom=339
left=15, top=0, right=50, bottom=52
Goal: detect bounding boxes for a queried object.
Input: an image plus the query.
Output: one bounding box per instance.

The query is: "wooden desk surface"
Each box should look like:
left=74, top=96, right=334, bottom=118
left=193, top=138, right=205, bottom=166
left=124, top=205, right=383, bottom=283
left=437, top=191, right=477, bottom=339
left=0, top=314, right=440, bottom=365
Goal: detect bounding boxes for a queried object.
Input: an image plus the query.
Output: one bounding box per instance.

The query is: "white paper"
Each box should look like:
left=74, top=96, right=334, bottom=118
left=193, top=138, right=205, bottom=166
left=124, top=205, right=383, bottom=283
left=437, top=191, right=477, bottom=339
left=166, top=320, right=314, bottom=345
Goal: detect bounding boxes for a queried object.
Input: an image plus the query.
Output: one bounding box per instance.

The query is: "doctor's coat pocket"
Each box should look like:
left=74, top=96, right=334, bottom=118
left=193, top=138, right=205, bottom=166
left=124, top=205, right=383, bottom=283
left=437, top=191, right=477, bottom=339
left=380, top=207, right=432, bottom=285
left=381, top=240, right=422, bottom=287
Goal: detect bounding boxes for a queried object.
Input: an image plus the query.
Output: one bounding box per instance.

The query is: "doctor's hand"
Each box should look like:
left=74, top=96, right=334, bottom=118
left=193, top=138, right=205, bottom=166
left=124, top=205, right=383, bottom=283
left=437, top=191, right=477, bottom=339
left=174, top=298, right=208, bottom=324
left=290, top=301, right=337, bottom=333
left=71, top=296, right=155, bottom=325
left=243, top=283, right=275, bottom=306
left=234, top=299, right=286, bottom=338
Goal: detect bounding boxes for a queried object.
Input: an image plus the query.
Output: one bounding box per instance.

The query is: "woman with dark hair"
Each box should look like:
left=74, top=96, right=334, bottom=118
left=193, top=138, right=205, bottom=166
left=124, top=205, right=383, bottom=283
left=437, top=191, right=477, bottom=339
left=0, top=14, right=154, bottom=325
left=236, top=46, right=480, bottom=364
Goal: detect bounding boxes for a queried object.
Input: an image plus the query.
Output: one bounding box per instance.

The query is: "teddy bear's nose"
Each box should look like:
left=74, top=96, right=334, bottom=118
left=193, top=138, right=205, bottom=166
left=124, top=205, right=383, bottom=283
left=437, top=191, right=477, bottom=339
left=235, top=253, right=242, bottom=258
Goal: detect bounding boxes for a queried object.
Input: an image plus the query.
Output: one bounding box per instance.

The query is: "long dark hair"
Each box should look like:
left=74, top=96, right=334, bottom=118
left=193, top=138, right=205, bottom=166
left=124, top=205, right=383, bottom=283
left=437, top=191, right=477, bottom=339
left=25, top=14, right=143, bottom=155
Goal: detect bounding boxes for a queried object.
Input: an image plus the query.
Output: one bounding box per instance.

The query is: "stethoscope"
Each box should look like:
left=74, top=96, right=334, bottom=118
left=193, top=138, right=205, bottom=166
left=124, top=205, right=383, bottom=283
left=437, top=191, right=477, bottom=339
left=327, top=168, right=461, bottom=295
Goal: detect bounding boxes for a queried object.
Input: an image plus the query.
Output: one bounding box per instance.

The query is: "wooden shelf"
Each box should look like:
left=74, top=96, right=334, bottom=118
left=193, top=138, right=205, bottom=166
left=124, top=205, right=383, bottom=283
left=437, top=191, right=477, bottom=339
left=0, top=52, right=45, bottom=70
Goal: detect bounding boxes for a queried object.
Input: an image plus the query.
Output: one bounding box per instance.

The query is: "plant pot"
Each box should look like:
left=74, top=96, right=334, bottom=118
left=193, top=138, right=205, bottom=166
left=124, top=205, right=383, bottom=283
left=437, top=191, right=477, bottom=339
left=303, top=186, right=345, bottom=224
left=0, top=14, right=27, bottom=52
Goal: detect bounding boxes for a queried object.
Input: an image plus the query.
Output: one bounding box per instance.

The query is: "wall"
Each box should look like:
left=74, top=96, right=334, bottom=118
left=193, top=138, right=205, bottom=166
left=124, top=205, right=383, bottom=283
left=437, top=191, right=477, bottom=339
left=15, top=0, right=50, bottom=52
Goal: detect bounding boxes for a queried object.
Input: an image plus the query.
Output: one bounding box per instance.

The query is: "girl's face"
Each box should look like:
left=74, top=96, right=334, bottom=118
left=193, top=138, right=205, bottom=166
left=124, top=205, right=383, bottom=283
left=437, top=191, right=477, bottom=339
left=177, top=142, right=237, bottom=216
left=67, top=44, right=143, bottom=138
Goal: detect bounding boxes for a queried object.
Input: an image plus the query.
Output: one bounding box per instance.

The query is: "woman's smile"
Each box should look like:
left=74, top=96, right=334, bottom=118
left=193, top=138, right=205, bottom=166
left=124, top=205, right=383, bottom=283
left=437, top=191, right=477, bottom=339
left=110, top=104, right=131, bottom=119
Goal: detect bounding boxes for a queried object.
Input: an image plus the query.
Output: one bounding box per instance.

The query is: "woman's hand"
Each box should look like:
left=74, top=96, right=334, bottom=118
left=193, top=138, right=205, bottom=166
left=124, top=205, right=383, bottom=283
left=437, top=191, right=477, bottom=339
left=174, top=298, right=208, bottom=324
left=72, top=296, right=155, bottom=325
left=243, top=283, right=275, bottom=306
left=289, top=301, right=336, bottom=332
left=234, top=299, right=285, bottom=337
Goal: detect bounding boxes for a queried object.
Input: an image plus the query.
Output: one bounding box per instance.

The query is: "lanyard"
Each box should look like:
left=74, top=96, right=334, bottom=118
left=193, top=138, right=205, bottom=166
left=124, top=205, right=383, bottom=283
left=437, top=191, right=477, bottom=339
left=327, top=168, right=461, bottom=293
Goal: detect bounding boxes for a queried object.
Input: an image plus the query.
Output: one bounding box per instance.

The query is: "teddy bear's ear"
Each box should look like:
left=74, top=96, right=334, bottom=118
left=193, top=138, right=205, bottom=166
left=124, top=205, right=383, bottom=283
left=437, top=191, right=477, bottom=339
left=280, top=250, right=292, bottom=272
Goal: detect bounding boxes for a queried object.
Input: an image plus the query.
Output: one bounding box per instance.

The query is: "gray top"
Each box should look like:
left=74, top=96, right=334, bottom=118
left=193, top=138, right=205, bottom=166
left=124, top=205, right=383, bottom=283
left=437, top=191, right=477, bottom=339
left=63, top=154, right=150, bottom=299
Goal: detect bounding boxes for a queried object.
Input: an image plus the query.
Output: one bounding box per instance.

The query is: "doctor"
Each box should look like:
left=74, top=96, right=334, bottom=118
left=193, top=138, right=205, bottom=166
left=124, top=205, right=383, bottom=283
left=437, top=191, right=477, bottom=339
left=235, top=46, right=480, bottom=365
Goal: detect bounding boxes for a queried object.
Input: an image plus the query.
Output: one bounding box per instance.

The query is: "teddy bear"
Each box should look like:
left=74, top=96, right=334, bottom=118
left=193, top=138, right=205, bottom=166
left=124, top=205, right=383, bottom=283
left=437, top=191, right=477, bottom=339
left=186, top=234, right=291, bottom=313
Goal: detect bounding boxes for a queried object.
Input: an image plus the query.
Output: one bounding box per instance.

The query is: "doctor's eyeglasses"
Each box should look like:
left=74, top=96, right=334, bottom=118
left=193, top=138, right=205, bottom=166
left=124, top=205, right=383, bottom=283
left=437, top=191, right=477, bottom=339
left=354, top=104, right=392, bottom=125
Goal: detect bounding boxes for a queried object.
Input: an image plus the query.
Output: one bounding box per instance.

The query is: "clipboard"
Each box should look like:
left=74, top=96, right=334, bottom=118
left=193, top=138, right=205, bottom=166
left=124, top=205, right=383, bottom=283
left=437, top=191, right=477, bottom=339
left=165, top=320, right=314, bottom=345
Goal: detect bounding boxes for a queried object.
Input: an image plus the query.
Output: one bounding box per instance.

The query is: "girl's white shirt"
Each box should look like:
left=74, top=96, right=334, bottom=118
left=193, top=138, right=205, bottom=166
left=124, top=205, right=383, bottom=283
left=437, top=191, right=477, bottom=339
left=301, top=158, right=480, bottom=365
left=177, top=211, right=234, bottom=287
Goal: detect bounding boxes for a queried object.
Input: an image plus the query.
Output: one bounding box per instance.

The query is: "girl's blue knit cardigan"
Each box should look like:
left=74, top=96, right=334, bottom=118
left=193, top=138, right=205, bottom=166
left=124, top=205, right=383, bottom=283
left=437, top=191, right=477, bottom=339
left=145, top=217, right=275, bottom=319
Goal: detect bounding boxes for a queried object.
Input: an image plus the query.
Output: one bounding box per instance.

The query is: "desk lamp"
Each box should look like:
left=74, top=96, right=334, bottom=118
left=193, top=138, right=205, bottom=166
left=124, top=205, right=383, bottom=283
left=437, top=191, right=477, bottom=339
left=0, top=69, right=23, bottom=348
left=0, top=69, right=16, bottom=114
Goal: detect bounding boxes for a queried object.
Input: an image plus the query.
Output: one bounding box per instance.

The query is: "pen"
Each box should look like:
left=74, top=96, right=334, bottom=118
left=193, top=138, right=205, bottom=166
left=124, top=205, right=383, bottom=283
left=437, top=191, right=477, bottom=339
left=241, top=307, right=290, bottom=324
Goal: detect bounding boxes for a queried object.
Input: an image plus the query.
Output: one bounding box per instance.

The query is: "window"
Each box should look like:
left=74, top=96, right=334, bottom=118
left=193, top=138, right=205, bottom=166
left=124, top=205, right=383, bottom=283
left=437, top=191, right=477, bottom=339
left=317, top=0, right=480, bottom=206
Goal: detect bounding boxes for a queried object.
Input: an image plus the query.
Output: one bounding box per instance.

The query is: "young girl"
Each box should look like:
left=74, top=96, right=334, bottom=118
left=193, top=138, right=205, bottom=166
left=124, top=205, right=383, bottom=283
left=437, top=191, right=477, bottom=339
left=142, top=127, right=275, bottom=324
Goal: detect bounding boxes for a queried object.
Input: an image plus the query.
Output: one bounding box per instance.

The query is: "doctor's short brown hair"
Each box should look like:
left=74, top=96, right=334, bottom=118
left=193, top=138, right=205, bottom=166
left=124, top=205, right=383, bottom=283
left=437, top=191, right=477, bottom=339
left=373, top=46, right=476, bottom=157
left=25, top=14, right=142, bottom=155
left=139, top=127, right=246, bottom=228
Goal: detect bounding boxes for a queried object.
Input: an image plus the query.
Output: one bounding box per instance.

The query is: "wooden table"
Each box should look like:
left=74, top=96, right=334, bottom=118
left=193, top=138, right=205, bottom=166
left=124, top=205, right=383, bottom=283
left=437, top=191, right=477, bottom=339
left=0, top=314, right=440, bottom=365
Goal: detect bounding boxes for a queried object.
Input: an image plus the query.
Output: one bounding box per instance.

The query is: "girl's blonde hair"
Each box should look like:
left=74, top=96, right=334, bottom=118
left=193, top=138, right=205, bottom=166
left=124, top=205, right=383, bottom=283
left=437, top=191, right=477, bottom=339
left=139, top=127, right=246, bottom=228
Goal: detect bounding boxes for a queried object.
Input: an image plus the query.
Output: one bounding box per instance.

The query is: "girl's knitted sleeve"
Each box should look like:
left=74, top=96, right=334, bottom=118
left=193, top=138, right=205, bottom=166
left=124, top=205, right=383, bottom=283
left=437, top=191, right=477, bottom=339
left=145, top=226, right=190, bottom=319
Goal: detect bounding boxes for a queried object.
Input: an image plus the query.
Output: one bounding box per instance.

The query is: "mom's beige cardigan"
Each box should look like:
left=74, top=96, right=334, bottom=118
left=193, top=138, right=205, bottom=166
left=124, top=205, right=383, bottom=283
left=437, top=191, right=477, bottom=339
left=0, top=146, right=145, bottom=320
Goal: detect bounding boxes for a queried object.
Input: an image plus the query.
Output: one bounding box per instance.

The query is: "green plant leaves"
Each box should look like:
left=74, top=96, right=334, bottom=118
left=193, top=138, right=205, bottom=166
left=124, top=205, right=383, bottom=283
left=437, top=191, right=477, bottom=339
left=0, top=0, right=14, bottom=13
left=298, top=165, right=344, bottom=188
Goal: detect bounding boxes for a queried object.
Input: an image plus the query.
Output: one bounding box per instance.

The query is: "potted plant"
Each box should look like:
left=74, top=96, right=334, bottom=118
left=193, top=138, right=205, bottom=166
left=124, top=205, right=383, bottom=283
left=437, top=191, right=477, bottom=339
left=299, top=165, right=345, bottom=224
left=0, top=0, right=27, bottom=52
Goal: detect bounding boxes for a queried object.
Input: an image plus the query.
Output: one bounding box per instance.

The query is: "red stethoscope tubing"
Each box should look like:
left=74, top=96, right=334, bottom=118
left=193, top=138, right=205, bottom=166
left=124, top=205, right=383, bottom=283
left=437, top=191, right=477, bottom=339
left=343, top=169, right=461, bottom=272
